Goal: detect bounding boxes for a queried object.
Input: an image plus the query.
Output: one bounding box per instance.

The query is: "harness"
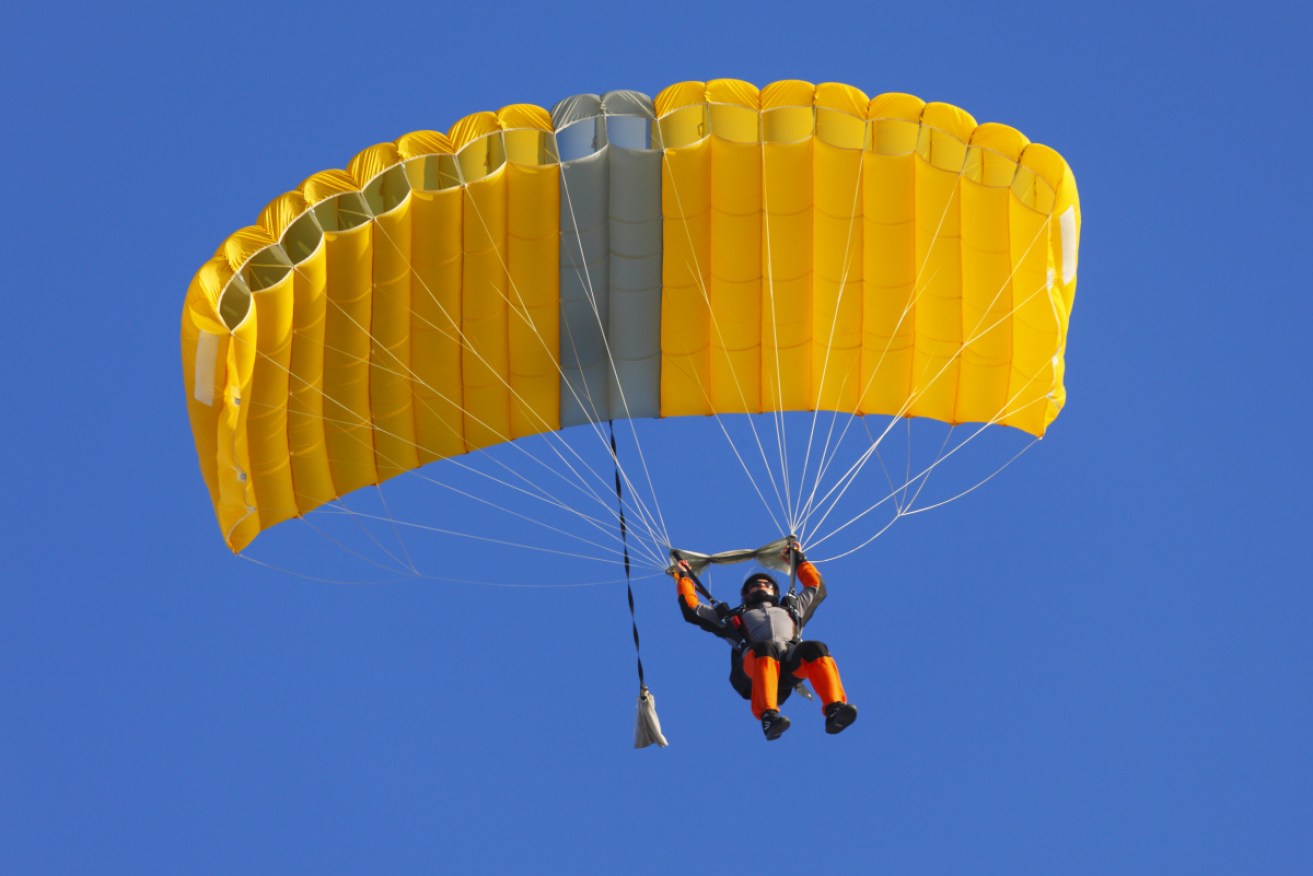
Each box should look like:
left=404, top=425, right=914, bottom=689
left=721, top=597, right=804, bottom=651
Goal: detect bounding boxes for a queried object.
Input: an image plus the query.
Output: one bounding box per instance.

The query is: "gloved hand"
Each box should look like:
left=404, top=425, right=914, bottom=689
left=783, top=540, right=807, bottom=566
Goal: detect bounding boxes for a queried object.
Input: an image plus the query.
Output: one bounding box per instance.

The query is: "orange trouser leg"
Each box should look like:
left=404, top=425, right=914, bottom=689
left=741, top=650, right=781, bottom=719
left=796, top=656, right=846, bottom=710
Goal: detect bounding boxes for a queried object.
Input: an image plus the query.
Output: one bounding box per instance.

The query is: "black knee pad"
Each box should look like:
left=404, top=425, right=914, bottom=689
left=782, top=638, right=835, bottom=672
left=793, top=640, right=824, bottom=661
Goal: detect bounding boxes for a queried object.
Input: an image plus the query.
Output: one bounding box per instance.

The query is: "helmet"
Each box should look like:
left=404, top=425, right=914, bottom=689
left=740, top=571, right=780, bottom=607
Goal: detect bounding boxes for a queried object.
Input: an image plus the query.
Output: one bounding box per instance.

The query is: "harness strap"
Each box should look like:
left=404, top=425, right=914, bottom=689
left=786, top=536, right=799, bottom=597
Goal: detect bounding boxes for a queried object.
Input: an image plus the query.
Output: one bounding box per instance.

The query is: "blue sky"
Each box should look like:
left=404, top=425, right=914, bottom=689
left=4, top=1, right=1310, bottom=872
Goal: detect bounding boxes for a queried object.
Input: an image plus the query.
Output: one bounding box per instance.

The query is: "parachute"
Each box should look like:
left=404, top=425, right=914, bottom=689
left=181, top=78, right=1080, bottom=559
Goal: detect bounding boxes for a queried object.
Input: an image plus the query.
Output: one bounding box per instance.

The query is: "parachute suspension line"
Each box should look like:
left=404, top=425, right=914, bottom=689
left=454, top=179, right=678, bottom=559
left=447, top=182, right=672, bottom=564
left=799, top=361, right=949, bottom=538
left=900, top=425, right=957, bottom=513
left=864, top=415, right=914, bottom=516
left=795, top=395, right=893, bottom=538
left=798, top=414, right=911, bottom=546
left=302, top=502, right=426, bottom=576
left=801, top=374, right=970, bottom=549
left=901, top=437, right=1037, bottom=518
left=758, top=140, right=795, bottom=530
left=206, top=281, right=380, bottom=569
left=367, top=217, right=629, bottom=513
left=275, top=397, right=635, bottom=566
left=557, top=164, right=673, bottom=553
left=676, top=340, right=789, bottom=539
left=674, top=370, right=790, bottom=538
left=658, top=140, right=793, bottom=517
left=367, top=213, right=672, bottom=567
left=235, top=285, right=639, bottom=569
left=554, top=174, right=609, bottom=433
left=658, top=145, right=791, bottom=531
left=792, top=148, right=867, bottom=531
left=238, top=552, right=406, bottom=587
left=238, top=550, right=652, bottom=590
left=802, top=418, right=904, bottom=542
left=792, top=288, right=941, bottom=534
left=555, top=300, right=668, bottom=566
left=365, top=211, right=629, bottom=526
left=795, top=154, right=972, bottom=531
left=279, top=259, right=622, bottom=529
left=393, top=468, right=638, bottom=562
left=549, top=240, right=659, bottom=547
left=785, top=534, right=801, bottom=597
left=800, top=403, right=947, bottom=546
left=897, top=416, right=916, bottom=513
left=370, top=484, right=419, bottom=575
left=243, top=380, right=636, bottom=567
left=320, top=508, right=636, bottom=564
left=798, top=211, right=1056, bottom=548
left=401, top=446, right=626, bottom=540
left=794, top=164, right=965, bottom=531
left=228, top=239, right=651, bottom=575
left=273, top=486, right=619, bottom=584
left=551, top=290, right=669, bottom=565
left=814, top=434, right=1041, bottom=563
left=807, top=380, right=1052, bottom=556
left=794, top=401, right=859, bottom=542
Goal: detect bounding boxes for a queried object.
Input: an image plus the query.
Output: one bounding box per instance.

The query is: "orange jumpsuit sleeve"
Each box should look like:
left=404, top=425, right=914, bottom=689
left=793, top=560, right=827, bottom=624
left=676, top=574, right=700, bottom=609
left=797, top=560, right=823, bottom=589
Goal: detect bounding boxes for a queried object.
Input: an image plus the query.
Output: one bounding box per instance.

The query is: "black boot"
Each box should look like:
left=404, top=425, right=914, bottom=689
left=761, top=709, right=791, bottom=741
left=824, top=701, right=858, bottom=735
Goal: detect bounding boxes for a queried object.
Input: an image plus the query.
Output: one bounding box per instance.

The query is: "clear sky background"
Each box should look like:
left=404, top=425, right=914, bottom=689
left=4, top=1, right=1310, bottom=873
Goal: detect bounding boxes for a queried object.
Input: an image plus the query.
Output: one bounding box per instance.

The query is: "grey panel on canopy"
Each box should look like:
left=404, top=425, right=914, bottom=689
left=551, top=91, right=662, bottom=428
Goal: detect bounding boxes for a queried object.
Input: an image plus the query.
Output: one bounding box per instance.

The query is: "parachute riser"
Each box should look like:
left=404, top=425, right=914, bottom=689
left=786, top=535, right=799, bottom=598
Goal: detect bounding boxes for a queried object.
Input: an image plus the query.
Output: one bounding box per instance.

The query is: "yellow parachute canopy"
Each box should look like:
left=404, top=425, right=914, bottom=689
left=182, top=79, right=1080, bottom=553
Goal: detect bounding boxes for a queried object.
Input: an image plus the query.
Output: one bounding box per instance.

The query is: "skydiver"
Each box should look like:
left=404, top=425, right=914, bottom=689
left=672, top=541, right=858, bottom=740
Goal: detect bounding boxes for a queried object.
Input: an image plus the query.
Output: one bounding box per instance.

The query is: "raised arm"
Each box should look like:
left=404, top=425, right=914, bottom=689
left=790, top=546, right=827, bottom=624
left=673, top=560, right=733, bottom=640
